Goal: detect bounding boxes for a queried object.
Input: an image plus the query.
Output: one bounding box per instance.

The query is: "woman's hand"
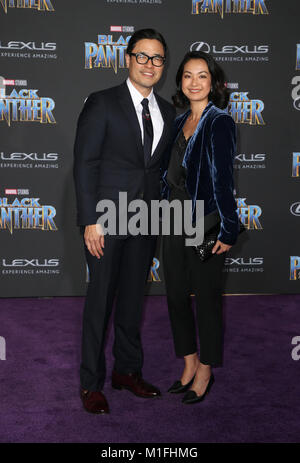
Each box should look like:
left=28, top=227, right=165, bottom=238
left=212, top=240, right=231, bottom=255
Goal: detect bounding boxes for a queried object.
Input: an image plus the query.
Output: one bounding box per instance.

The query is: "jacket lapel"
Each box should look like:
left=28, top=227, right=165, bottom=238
left=117, top=83, right=144, bottom=163
left=117, top=83, right=172, bottom=166
left=149, top=94, right=169, bottom=164
left=182, top=102, right=214, bottom=206
left=182, top=101, right=213, bottom=168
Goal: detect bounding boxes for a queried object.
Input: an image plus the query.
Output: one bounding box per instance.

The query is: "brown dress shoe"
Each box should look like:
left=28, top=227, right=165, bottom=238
left=80, top=389, right=109, bottom=414
left=111, top=371, right=161, bottom=398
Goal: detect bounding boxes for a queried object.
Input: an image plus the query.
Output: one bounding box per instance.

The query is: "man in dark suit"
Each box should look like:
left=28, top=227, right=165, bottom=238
left=73, top=29, right=175, bottom=414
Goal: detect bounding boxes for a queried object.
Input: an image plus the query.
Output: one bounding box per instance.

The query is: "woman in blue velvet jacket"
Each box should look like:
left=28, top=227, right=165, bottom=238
left=162, top=51, right=239, bottom=404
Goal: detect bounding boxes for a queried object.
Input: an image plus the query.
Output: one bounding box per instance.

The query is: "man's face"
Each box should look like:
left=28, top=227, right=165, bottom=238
left=125, top=39, right=165, bottom=96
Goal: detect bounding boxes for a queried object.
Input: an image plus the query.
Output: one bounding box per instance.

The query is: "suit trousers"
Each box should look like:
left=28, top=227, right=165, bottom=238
left=80, top=234, right=156, bottom=391
left=162, top=219, right=225, bottom=366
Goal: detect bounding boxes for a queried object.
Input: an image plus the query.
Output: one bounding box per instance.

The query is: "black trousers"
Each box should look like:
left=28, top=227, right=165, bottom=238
left=162, top=226, right=225, bottom=367
left=80, top=234, right=156, bottom=391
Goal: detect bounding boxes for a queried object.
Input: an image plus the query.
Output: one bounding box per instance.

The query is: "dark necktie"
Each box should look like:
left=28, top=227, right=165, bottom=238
left=141, top=98, right=153, bottom=166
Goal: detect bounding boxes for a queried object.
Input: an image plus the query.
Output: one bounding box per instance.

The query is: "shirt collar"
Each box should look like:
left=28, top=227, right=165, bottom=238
left=126, top=77, right=155, bottom=109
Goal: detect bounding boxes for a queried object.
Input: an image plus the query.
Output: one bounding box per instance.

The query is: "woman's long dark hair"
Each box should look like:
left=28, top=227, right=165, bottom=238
left=172, top=51, right=229, bottom=109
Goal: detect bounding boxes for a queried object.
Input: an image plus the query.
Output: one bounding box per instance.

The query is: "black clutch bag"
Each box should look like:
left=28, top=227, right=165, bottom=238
left=193, top=218, right=245, bottom=262
left=193, top=221, right=221, bottom=262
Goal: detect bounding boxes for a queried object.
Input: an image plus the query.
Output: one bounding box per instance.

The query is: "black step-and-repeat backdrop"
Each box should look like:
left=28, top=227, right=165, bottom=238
left=1, top=0, right=299, bottom=296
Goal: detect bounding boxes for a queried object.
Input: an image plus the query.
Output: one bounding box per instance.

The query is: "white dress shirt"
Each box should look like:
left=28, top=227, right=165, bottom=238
left=126, top=77, right=164, bottom=155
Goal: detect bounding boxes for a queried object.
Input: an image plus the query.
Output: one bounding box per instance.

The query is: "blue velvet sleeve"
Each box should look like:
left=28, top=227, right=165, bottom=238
left=210, top=114, right=239, bottom=245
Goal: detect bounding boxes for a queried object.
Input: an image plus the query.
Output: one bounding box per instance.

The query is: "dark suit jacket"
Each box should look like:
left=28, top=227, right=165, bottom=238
left=162, top=101, right=239, bottom=245
left=73, top=82, right=175, bottom=227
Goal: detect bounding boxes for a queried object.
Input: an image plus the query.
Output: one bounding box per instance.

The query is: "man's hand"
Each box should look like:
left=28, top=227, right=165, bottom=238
left=84, top=224, right=104, bottom=259
left=212, top=240, right=232, bottom=255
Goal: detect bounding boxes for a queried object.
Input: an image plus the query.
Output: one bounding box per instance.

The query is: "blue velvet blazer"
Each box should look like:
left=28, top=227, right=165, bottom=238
left=162, top=101, right=239, bottom=245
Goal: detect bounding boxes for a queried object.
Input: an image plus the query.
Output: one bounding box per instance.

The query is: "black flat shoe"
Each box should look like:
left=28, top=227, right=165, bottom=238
left=167, top=375, right=195, bottom=393
left=182, top=374, right=214, bottom=404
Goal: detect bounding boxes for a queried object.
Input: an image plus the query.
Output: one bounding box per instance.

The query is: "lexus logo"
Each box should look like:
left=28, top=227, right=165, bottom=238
left=2, top=259, right=59, bottom=267
left=0, top=41, right=56, bottom=51
left=190, top=41, right=210, bottom=53
left=294, top=99, right=300, bottom=110
left=290, top=202, right=300, bottom=216
left=190, top=42, right=269, bottom=55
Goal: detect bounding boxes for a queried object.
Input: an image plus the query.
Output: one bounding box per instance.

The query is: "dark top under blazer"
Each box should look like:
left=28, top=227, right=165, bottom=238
left=162, top=101, right=239, bottom=245
left=74, top=82, right=176, bottom=226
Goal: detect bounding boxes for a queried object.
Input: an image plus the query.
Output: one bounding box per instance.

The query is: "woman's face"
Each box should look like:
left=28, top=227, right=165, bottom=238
left=181, top=58, right=212, bottom=106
